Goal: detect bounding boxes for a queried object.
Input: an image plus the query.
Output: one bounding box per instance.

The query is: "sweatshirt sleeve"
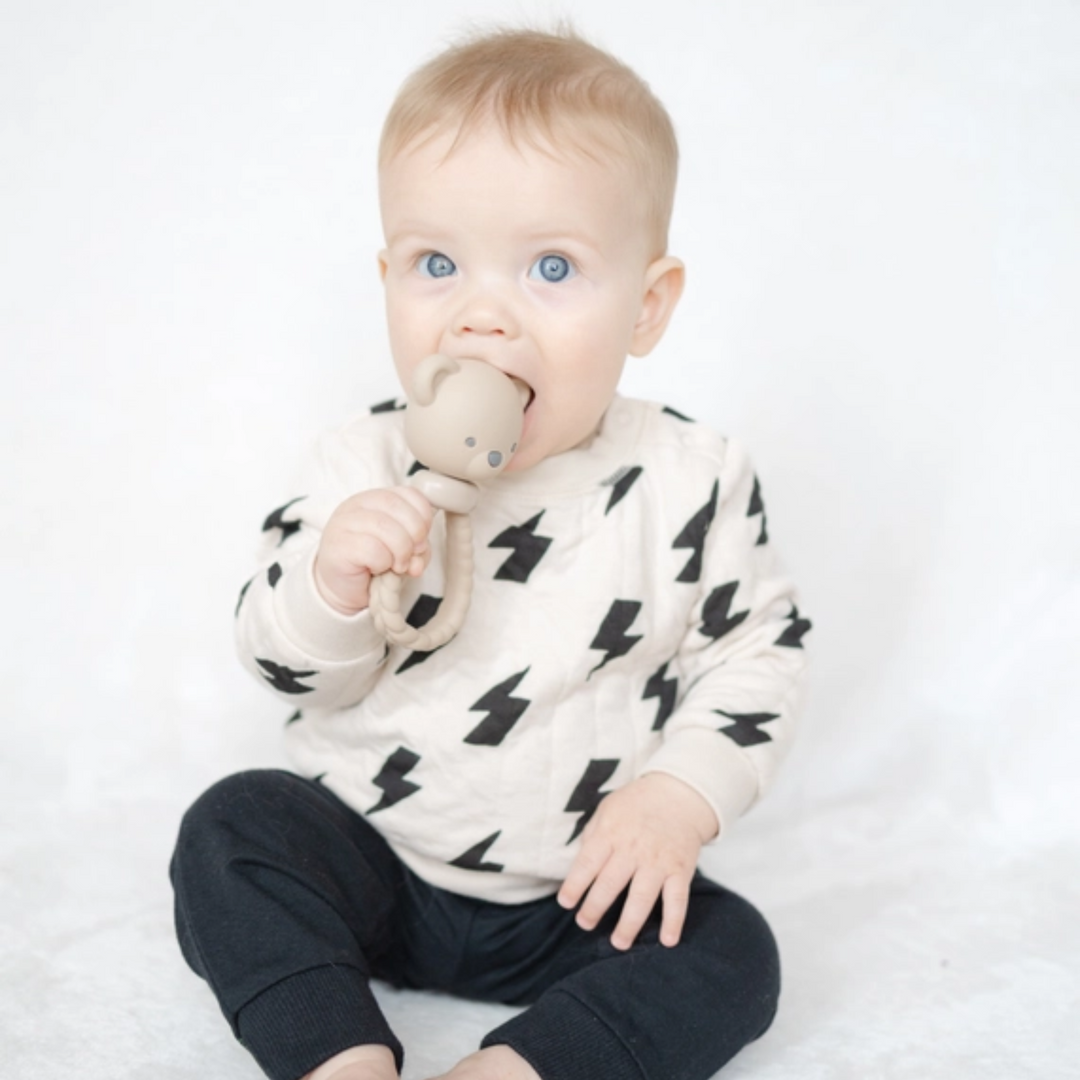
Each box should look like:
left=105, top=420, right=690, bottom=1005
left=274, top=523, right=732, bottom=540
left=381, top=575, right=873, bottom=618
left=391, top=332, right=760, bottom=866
left=641, top=436, right=812, bottom=837
left=232, top=421, right=396, bottom=711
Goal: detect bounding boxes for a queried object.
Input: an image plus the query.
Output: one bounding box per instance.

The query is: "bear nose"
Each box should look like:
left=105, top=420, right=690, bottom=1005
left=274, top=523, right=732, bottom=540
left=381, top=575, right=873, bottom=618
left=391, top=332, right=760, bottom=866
left=488, top=451, right=503, bottom=468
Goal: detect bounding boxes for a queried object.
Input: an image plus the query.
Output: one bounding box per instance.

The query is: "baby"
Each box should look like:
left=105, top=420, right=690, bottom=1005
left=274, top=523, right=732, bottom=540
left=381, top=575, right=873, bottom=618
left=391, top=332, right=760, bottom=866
left=170, top=26, right=811, bottom=1080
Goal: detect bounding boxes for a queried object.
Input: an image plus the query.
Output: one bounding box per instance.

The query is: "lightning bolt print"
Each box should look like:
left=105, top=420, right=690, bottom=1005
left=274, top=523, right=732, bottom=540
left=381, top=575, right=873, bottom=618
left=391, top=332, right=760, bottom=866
left=747, top=475, right=769, bottom=546
left=565, top=759, right=620, bottom=843
left=267, top=563, right=282, bottom=588
left=235, top=576, right=254, bottom=617
left=715, top=709, right=780, bottom=747
left=489, top=512, right=553, bottom=583
left=643, top=661, right=679, bottom=730
left=698, top=582, right=750, bottom=642
left=775, top=605, right=812, bottom=648
left=662, top=405, right=694, bottom=422
left=465, top=669, right=532, bottom=746
left=603, top=465, right=644, bottom=514
left=255, top=658, right=318, bottom=695
left=370, top=398, right=406, bottom=414
left=450, top=832, right=505, bottom=873
left=588, top=600, right=643, bottom=677
left=673, top=480, right=719, bottom=583
left=262, top=497, right=305, bottom=546
left=395, top=595, right=444, bottom=674
left=368, top=746, right=422, bottom=813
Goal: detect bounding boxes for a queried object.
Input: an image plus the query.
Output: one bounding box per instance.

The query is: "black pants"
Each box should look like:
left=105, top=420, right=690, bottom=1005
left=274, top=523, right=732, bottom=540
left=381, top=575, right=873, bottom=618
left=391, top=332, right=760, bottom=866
left=170, top=770, right=780, bottom=1080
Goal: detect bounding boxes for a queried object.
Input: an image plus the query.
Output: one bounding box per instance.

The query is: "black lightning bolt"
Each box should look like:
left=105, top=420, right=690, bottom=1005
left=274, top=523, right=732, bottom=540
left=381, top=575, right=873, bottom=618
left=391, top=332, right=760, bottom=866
left=662, top=405, right=694, bottom=422
left=370, top=398, right=405, bottom=414
left=395, top=594, right=444, bottom=674
left=235, top=576, right=254, bottom=617
left=673, top=480, right=719, bottom=583
left=368, top=746, right=422, bottom=813
left=643, top=661, right=679, bottom=730
left=450, top=832, right=505, bottom=872
left=603, top=466, right=644, bottom=514
left=267, top=563, right=282, bottom=588
left=407, top=460, right=428, bottom=476
left=588, top=600, right=643, bottom=677
left=699, top=583, right=750, bottom=642
left=715, top=709, right=780, bottom=747
left=489, top=512, right=553, bottom=583
left=747, top=475, right=768, bottom=546
left=775, top=605, right=812, bottom=648
left=285, top=710, right=302, bottom=725
left=262, top=498, right=305, bottom=546
left=565, top=759, right=620, bottom=842
left=255, top=658, right=317, bottom=695
left=465, top=669, right=532, bottom=746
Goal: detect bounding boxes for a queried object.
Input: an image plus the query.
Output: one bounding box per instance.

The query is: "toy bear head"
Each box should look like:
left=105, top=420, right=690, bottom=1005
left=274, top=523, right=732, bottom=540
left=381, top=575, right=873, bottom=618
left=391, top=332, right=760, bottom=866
left=404, top=355, right=530, bottom=482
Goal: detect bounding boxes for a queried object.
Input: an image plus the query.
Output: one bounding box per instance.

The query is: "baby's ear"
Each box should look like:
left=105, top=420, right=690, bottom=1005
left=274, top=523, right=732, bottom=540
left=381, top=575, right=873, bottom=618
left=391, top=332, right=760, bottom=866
left=630, top=256, right=685, bottom=357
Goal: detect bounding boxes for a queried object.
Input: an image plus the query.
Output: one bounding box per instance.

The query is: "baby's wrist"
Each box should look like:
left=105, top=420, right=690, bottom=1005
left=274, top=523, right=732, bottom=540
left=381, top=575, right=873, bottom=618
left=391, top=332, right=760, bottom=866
left=313, top=556, right=370, bottom=616
left=639, top=771, right=719, bottom=842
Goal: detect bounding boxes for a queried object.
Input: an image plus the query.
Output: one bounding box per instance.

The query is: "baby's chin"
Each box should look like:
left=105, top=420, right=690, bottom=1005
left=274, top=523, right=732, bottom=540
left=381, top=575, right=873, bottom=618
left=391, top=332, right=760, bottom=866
left=503, top=425, right=602, bottom=474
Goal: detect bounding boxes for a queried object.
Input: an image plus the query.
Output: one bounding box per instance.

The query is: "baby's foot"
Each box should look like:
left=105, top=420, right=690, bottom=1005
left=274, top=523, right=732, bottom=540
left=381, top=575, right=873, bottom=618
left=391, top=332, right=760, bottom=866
left=305, top=1044, right=399, bottom=1080
left=430, top=1045, right=541, bottom=1080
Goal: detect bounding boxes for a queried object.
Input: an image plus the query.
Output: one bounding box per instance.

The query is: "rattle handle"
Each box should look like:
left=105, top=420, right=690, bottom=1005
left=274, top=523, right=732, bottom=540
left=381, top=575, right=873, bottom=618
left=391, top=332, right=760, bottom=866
left=368, top=510, right=474, bottom=651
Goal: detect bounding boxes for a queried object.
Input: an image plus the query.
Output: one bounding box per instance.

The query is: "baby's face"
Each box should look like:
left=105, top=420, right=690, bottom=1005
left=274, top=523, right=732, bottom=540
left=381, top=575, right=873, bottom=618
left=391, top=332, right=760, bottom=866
left=379, top=123, right=662, bottom=472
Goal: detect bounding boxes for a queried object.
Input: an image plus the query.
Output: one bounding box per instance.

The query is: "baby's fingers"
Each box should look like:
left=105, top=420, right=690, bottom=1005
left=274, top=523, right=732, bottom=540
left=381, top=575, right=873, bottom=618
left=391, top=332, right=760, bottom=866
left=352, top=512, right=424, bottom=576
left=557, top=837, right=611, bottom=912
left=659, top=875, right=692, bottom=948
left=574, top=857, right=634, bottom=933
left=610, top=871, right=664, bottom=951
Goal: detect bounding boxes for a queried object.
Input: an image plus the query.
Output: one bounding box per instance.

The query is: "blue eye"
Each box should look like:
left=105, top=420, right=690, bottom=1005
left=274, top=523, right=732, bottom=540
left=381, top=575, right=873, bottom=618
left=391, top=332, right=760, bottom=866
left=529, top=254, right=574, bottom=283
left=419, top=252, right=456, bottom=278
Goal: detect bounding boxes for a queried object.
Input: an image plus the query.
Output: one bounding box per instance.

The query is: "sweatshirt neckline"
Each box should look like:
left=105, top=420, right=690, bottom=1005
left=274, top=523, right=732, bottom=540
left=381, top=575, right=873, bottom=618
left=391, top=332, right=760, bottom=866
left=482, top=395, right=646, bottom=501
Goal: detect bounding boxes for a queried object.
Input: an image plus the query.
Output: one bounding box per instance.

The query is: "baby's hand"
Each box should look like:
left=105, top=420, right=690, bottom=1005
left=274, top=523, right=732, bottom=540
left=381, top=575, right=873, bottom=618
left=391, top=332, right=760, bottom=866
left=314, top=486, right=435, bottom=616
left=557, top=772, right=719, bottom=951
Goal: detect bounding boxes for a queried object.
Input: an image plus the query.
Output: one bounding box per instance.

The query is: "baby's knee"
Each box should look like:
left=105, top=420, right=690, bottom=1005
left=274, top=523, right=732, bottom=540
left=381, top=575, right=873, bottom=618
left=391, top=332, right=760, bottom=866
left=691, top=883, right=781, bottom=1038
left=172, top=769, right=300, bottom=866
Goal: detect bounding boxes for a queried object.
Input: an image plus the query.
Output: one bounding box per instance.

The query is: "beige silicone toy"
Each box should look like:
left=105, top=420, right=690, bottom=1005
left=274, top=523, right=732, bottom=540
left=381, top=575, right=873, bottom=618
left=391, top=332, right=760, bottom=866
left=368, top=354, right=530, bottom=650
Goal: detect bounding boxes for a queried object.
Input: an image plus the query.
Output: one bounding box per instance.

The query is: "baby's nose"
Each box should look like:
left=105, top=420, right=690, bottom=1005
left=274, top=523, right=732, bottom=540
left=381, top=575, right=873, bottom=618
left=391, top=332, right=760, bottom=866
left=488, top=451, right=503, bottom=468
left=453, top=282, right=519, bottom=339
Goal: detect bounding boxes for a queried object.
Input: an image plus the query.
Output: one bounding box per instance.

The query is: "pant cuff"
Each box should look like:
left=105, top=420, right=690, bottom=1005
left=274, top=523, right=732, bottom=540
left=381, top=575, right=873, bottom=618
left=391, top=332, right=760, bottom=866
left=482, top=988, right=643, bottom=1080
left=237, top=965, right=403, bottom=1080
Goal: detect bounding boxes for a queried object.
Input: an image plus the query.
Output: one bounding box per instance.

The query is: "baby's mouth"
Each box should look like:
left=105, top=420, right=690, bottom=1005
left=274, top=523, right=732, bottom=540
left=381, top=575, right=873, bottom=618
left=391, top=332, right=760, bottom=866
left=511, top=376, right=536, bottom=413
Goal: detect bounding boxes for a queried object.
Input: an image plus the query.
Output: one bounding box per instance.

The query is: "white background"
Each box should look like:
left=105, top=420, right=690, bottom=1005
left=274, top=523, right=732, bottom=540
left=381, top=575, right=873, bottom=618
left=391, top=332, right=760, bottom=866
left=2, top=1, right=1078, bottom=1077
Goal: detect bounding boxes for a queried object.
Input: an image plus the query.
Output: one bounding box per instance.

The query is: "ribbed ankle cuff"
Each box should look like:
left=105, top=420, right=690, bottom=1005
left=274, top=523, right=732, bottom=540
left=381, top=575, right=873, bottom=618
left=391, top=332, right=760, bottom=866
left=237, top=965, right=403, bottom=1080
left=482, top=989, right=643, bottom=1080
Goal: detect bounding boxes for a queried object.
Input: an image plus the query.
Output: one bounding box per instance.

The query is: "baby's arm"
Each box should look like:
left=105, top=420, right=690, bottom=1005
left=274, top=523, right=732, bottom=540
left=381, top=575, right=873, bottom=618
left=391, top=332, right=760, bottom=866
left=235, top=427, right=435, bottom=711
left=563, top=436, right=810, bottom=950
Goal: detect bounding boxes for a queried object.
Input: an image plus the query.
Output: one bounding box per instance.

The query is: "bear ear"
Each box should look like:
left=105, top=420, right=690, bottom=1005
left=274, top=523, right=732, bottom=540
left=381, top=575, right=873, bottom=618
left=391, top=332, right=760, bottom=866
left=411, top=354, right=460, bottom=406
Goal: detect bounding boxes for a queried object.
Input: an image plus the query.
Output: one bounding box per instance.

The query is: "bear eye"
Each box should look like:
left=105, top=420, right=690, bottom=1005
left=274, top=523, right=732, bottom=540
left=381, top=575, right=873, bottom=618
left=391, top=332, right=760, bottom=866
left=465, top=437, right=476, bottom=447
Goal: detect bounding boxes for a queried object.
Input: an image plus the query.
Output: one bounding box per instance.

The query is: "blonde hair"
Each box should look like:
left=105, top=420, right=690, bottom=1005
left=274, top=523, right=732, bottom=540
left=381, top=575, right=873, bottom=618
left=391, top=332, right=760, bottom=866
left=379, top=26, right=678, bottom=256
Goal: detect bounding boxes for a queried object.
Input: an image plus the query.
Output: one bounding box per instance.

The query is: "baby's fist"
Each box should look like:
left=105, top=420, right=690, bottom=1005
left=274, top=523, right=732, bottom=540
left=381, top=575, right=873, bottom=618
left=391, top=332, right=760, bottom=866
left=314, top=486, right=434, bottom=615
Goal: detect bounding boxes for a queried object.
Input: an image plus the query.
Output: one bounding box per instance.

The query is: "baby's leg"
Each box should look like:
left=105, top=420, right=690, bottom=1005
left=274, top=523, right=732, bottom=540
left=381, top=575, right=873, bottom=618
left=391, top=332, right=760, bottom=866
left=170, top=769, right=407, bottom=1080
left=479, top=876, right=779, bottom=1080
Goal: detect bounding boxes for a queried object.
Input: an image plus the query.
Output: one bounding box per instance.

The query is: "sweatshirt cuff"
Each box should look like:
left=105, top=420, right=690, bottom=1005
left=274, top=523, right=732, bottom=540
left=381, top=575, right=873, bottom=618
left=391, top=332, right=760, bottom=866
left=641, top=728, right=760, bottom=840
left=273, top=548, right=387, bottom=663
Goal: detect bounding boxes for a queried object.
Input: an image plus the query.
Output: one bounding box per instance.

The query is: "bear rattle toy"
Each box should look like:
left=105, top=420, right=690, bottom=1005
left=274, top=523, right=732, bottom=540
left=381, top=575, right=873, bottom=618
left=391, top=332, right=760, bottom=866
left=368, top=354, right=530, bottom=650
